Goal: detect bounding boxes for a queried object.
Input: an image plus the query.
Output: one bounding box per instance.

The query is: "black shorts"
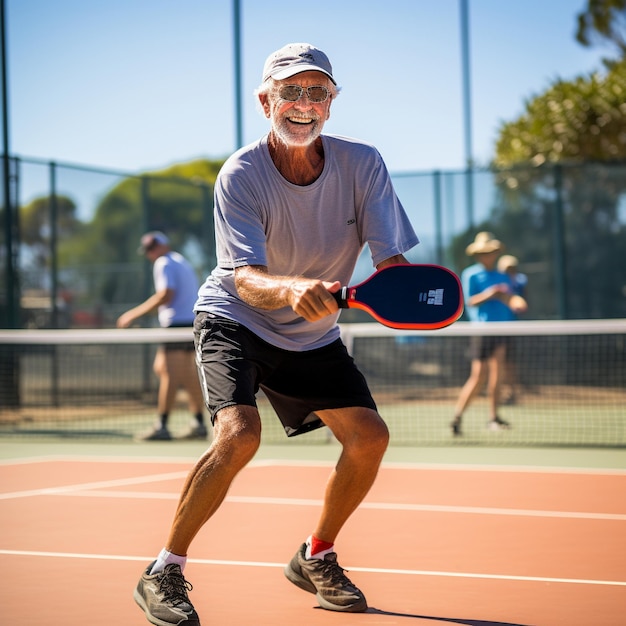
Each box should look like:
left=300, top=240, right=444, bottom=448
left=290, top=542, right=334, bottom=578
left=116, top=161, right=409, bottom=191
left=193, top=312, right=377, bottom=437
left=469, top=335, right=511, bottom=361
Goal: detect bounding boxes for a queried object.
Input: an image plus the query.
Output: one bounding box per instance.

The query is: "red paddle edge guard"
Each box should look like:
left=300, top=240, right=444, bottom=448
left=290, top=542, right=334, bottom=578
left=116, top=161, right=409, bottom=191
left=333, top=263, right=465, bottom=330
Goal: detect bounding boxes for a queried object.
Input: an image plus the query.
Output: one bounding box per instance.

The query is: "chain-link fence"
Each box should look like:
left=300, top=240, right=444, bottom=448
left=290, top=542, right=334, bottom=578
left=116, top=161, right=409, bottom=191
left=2, top=156, right=626, bottom=329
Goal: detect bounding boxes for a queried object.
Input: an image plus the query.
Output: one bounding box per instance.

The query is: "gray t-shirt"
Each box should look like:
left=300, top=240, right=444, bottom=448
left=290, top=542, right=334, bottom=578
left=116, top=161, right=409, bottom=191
left=195, top=133, right=419, bottom=350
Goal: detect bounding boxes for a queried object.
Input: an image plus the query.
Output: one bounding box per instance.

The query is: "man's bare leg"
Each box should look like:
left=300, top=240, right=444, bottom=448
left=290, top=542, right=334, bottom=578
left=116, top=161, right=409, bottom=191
left=166, top=405, right=261, bottom=555
left=311, top=407, right=388, bottom=543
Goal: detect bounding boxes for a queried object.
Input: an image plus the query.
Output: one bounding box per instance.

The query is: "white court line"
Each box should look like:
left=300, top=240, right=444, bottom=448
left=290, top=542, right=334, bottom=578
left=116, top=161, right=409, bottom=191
left=6, top=486, right=626, bottom=521
left=0, top=549, right=624, bottom=587
left=253, top=459, right=626, bottom=476
left=226, top=496, right=626, bottom=521
left=0, top=471, right=188, bottom=500
left=0, top=455, right=199, bottom=466
left=1, top=462, right=625, bottom=520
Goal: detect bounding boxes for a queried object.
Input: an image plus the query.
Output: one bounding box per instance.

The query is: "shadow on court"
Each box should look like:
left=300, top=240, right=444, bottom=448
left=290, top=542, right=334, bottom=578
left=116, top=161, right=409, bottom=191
left=346, top=608, right=531, bottom=626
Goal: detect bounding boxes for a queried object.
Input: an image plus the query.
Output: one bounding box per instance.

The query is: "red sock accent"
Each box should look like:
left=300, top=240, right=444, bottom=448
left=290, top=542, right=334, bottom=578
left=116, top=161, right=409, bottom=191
left=310, top=536, right=334, bottom=556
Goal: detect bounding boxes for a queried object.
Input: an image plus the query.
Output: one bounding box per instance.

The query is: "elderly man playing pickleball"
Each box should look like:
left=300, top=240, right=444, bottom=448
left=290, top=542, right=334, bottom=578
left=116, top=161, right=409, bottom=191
left=134, top=42, right=419, bottom=625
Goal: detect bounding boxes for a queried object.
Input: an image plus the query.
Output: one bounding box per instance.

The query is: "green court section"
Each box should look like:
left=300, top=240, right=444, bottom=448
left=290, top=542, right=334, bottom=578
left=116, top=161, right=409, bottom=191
left=1, top=440, right=625, bottom=471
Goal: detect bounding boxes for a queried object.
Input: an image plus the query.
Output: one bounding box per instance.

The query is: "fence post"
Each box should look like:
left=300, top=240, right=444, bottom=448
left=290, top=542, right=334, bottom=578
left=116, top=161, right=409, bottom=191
left=232, top=0, right=243, bottom=150
left=201, top=182, right=216, bottom=273
left=459, top=0, right=474, bottom=228
left=49, top=161, right=59, bottom=328
left=140, top=176, right=151, bottom=307
left=553, top=164, right=568, bottom=319
left=1, top=0, right=17, bottom=329
left=49, top=161, right=60, bottom=406
left=0, top=0, right=20, bottom=409
left=140, top=176, right=152, bottom=395
left=0, top=154, right=20, bottom=405
left=433, top=170, right=443, bottom=265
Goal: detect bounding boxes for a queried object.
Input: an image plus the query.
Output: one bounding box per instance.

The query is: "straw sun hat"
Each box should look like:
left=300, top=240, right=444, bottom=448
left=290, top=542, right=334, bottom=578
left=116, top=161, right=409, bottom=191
left=465, top=231, right=504, bottom=256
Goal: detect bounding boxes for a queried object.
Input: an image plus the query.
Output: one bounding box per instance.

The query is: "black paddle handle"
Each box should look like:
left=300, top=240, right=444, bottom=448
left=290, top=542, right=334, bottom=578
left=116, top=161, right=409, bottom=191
left=332, top=287, right=349, bottom=309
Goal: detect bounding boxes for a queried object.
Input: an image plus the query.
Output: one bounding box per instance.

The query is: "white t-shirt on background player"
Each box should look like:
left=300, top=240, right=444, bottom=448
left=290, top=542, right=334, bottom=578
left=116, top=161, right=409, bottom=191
left=153, top=251, right=199, bottom=328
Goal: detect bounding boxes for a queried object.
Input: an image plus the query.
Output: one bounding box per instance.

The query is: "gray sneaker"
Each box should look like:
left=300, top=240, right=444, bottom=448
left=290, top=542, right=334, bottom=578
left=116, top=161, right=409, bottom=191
left=284, top=543, right=367, bottom=613
left=134, top=562, right=200, bottom=625
left=138, top=425, right=172, bottom=441
left=177, top=423, right=208, bottom=441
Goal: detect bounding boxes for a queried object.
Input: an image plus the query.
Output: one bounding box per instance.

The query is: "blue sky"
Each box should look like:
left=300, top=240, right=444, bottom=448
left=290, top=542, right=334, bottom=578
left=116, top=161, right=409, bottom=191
left=6, top=0, right=610, bottom=175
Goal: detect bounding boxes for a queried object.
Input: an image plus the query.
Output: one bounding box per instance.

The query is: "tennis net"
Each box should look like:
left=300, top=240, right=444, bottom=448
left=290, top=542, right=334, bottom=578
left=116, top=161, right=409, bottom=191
left=0, top=320, right=624, bottom=446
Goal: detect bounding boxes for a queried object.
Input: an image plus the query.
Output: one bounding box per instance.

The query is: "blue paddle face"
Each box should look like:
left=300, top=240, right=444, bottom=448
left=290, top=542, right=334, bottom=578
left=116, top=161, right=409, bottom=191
left=335, top=264, right=463, bottom=330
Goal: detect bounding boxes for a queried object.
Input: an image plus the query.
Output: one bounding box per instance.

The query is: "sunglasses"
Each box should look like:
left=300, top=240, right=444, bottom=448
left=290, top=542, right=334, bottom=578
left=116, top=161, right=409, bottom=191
left=276, top=84, right=330, bottom=103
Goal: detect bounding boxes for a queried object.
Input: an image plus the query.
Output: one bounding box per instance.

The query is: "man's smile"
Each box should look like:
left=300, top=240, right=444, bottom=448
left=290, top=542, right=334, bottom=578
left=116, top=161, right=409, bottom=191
left=287, top=116, right=315, bottom=125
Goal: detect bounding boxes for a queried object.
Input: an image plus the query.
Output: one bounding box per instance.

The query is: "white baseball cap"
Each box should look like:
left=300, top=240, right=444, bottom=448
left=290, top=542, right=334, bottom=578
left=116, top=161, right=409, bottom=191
left=137, top=231, right=169, bottom=254
left=262, top=43, right=336, bottom=85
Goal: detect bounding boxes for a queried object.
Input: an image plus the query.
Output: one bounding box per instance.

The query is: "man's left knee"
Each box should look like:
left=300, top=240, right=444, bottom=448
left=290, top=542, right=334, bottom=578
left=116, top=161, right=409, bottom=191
left=358, top=411, right=390, bottom=451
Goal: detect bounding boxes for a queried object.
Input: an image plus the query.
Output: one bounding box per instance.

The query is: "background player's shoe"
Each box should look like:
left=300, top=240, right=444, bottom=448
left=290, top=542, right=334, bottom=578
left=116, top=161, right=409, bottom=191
left=488, top=416, right=511, bottom=431
left=137, top=425, right=172, bottom=441
left=178, top=422, right=208, bottom=440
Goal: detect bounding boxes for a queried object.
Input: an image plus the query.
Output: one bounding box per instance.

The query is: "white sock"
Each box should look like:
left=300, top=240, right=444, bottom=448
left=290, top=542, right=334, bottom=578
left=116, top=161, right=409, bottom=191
left=150, top=548, right=187, bottom=575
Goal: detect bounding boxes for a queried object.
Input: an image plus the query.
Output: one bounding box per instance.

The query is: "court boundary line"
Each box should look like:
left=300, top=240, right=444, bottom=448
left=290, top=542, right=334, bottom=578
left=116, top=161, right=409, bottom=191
left=1, top=549, right=624, bottom=587
left=2, top=460, right=625, bottom=521
left=21, top=488, right=626, bottom=521
left=0, top=471, right=189, bottom=500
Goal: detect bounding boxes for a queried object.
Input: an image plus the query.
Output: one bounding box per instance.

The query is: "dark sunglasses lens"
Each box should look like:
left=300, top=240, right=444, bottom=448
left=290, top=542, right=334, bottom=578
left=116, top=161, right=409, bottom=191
left=307, top=86, right=328, bottom=102
left=277, top=85, right=329, bottom=102
left=279, top=85, right=302, bottom=101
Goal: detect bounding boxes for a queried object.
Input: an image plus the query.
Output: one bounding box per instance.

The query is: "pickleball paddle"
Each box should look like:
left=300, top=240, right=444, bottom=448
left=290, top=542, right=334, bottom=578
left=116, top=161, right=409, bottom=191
left=332, top=264, right=464, bottom=330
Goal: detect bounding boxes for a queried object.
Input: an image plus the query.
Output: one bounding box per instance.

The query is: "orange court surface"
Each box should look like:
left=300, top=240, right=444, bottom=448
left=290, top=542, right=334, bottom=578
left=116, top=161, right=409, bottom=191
left=1, top=441, right=625, bottom=626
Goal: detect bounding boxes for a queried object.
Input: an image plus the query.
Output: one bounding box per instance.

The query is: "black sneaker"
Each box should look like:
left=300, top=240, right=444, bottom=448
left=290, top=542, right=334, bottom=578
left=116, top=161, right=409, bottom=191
left=137, top=425, right=172, bottom=442
left=284, top=543, right=367, bottom=613
left=177, top=423, right=209, bottom=441
left=450, top=420, right=462, bottom=436
left=488, top=416, right=511, bottom=431
left=134, top=562, right=200, bottom=625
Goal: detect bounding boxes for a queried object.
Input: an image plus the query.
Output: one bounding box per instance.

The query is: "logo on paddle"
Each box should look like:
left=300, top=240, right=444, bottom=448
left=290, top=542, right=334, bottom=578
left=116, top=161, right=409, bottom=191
left=419, top=289, right=444, bottom=305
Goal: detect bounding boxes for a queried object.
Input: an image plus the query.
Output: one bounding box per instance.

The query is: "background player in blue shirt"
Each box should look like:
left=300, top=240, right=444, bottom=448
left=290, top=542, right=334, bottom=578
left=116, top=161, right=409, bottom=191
left=451, top=232, right=527, bottom=436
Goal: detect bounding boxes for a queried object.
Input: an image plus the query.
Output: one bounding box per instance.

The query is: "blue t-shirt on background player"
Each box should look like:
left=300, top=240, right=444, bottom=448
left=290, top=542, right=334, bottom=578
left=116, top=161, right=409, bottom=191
left=462, top=263, right=517, bottom=322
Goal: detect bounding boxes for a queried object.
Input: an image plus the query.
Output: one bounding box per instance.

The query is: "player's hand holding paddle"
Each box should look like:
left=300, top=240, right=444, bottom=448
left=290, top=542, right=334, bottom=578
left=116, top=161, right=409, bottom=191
left=287, top=278, right=341, bottom=322
left=239, top=264, right=463, bottom=329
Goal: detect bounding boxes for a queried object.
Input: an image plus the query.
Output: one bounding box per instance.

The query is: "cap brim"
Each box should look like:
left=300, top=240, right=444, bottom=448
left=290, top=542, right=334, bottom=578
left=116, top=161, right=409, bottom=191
left=269, top=66, right=336, bottom=85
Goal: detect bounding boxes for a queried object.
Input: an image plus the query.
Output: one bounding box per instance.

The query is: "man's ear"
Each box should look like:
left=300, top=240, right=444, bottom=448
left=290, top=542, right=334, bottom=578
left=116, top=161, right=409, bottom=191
left=259, top=93, right=271, bottom=119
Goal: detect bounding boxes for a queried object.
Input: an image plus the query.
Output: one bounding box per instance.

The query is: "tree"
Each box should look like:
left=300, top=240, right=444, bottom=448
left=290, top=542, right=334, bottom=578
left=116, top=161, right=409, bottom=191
left=87, top=158, right=223, bottom=262
left=58, top=158, right=224, bottom=319
left=576, top=0, right=626, bottom=57
left=494, top=58, right=626, bottom=166
left=19, top=194, right=83, bottom=288
left=20, top=194, right=81, bottom=245
left=487, top=54, right=626, bottom=319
